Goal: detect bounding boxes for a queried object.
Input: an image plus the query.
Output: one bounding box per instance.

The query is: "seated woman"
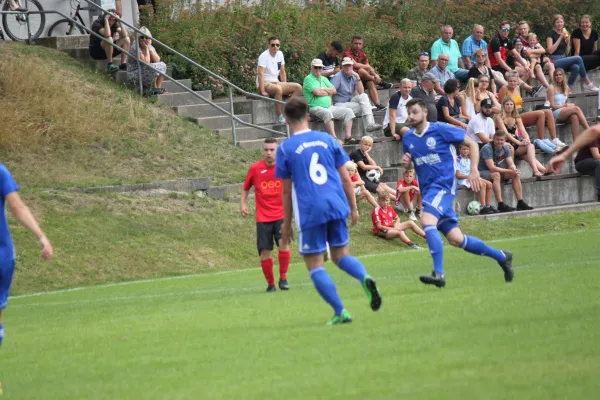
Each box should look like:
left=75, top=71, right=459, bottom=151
left=512, top=38, right=551, bottom=93
left=127, top=26, right=168, bottom=95
left=547, top=68, right=591, bottom=141
left=458, top=78, right=477, bottom=119
left=436, top=79, right=470, bottom=129
left=467, top=49, right=497, bottom=94
left=474, top=75, right=501, bottom=114
left=546, top=14, right=598, bottom=92
left=571, top=14, right=600, bottom=71
left=498, top=71, right=565, bottom=150
left=495, top=96, right=549, bottom=178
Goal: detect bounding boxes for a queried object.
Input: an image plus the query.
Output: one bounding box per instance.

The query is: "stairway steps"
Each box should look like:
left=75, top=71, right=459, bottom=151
left=196, top=114, right=252, bottom=130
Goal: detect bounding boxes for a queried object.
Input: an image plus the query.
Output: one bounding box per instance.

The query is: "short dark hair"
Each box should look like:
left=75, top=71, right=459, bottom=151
left=499, top=21, right=510, bottom=28
left=494, top=130, right=508, bottom=138
left=443, top=79, right=459, bottom=94
left=264, top=137, right=278, bottom=145
left=331, top=41, right=344, bottom=53
left=406, top=98, right=427, bottom=111
left=351, top=35, right=364, bottom=42
left=284, top=97, right=309, bottom=123
left=268, top=36, right=279, bottom=43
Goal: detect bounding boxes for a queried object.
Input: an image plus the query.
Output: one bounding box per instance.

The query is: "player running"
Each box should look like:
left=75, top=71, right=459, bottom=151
left=0, top=163, right=54, bottom=347
left=241, top=138, right=291, bottom=293
left=276, top=97, right=381, bottom=325
left=402, top=98, right=513, bottom=287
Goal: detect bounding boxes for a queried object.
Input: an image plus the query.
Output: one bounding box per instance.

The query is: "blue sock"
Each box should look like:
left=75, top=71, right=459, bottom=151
left=461, top=235, right=506, bottom=262
left=0, top=323, right=4, bottom=347
left=337, top=255, right=367, bottom=282
left=424, top=225, right=444, bottom=275
left=310, top=267, right=344, bottom=316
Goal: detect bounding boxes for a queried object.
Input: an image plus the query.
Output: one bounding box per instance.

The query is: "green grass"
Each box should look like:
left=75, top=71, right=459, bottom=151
left=2, top=229, right=600, bottom=399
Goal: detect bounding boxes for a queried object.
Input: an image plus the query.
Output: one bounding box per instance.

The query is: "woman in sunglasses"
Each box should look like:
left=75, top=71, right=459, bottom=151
left=467, top=49, right=497, bottom=94
left=126, top=26, right=168, bottom=95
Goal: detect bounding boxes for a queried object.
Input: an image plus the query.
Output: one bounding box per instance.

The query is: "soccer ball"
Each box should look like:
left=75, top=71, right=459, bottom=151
left=354, top=186, right=362, bottom=196
left=366, top=169, right=381, bottom=182
left=467, top=200, right=481, bottom=215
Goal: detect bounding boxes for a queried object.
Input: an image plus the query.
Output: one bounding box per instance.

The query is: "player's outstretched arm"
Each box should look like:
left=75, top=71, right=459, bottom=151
left=6, top=192, right=53, bottom=260
left=338, top=165, right=359, bottom=225
left=464, top=136, right=482, bottom=192
left=549, top=123, right=600, bottom=173
left=281, top=179, right=294, bottom=244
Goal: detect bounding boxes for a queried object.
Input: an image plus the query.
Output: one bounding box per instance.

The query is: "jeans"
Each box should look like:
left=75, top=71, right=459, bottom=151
left=534, top=139, right=556, bottom=155
left=453, top=68, right=470, bottom=82
left=549, top=55, right=587, bottom=86
left=575, top=158, right=600, bottom=193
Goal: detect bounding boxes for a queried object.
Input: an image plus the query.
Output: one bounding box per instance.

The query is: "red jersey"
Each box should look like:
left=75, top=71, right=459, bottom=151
left=396, top=179, right=419, bottom=203
left=243, top=160, right=284, bottom=222
left=371, top=205, right=397, bottom=235
left=344, top=48, right=369, bottom=70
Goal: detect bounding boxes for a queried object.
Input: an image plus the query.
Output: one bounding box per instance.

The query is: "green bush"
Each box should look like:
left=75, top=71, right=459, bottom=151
left=147, top=0, right=600, bottom=96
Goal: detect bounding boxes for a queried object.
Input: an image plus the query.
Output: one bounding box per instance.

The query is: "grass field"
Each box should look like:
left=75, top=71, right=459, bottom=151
left=2, top=229, right=599, bottom=399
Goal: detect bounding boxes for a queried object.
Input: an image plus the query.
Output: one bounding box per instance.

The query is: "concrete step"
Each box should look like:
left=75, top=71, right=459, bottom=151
left=175, top=100, right=253, bottom=119
left=64, top=47, right=91, bottom=60
left=35, top=35, right=89, bottom=50
left=309, top=115, right=386, bottom=139
left=157, top=90, right=212, bottom=106
left=196, top=114, right=252, bottom=130
left=522, top=91, right=599, bottom=117
left=237, top=135, right=287, bottom=148
left=524, top=117, right=597, bottom=146
left=470, top=201, right=600, bottom=220
left=162, top=79, right=192, bottom=93
left=523, top=69, right=600, bottom=95
left=344, top=140, right=404, bottom=167
left=219, top=124, right=287, bottom=142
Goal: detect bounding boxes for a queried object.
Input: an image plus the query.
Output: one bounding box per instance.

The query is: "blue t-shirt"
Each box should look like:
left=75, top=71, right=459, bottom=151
left=0, top=164, right=19, bottom=262
left=276, top=130, right=350, bottom=230
left=402, top=122, right=465, bottom=196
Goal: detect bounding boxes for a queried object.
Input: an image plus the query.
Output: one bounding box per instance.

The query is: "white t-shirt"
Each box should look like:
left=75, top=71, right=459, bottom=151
left=256, top=49, right=285, bottom=87
left=383, top=92, right=411, bottom=128
left=466, top=113, right=495, bottom=143
left=457, top=156, right=471, bottom=188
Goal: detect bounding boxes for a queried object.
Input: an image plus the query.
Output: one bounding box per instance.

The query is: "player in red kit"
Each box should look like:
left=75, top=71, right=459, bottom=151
left=241, top=138, right=291, bottom=292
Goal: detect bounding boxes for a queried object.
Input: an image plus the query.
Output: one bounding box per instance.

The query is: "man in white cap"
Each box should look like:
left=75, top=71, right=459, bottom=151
left=303, top=58, right=356, bottom=142
left=331, top=57, right=382, bottom=133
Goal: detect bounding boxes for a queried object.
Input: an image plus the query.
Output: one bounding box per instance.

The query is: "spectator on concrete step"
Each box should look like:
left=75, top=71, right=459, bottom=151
left=409, top=73, right=438, bottom=123
left=473, top=75, right=501, bottom=114
left=571, top=15, right=600, bottom=71
left=431, top=25, right=469, bottom=82
left=478, top=130, right=534, bottom=212
left=547, top=68, right=591, bottom=141
left=437, top=79, right=470, bottom=129
left=462, top=25, right=488, bottom=70
left=394, top=168, right=423, bottom=221
left=88, top=8, right=130, bottom=74
left=346, top=161, right=378, bottom=208
left=430, top=54, right=455, bottom=95
left=510, top=39, right=551, bottom=92
left=344, top=35, right=392, bottom=111
left=383, top=78, right=412, bottom=140
left=546, top=14, right=599, bottom=92
left=256, top=36, right=303, bottom=125
left=331, top=57, right=382, bottom=133
left=458, top=78, right=478, bottom=119
left=574, top=136, right=600, bottom=201
left=455, top=142, right=498, bottom=215
left=349, top=136, right=396, bottom=197
left=303, top=58, right=355, bottom=142
left=127, top=26, right=168, bottom=95
left=467, top=48, right=498, bottom=94
left=407, top=51, right=430, bottom=88
left=316, top=41, right=344, bottom=79
left=466, top=98, right=496, bottom=147
left=522, top=33, right=555, bottom=88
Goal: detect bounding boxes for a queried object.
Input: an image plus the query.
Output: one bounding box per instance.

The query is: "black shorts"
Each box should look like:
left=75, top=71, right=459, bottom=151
left=89, top=43, right=121, bottom=61
left=491, top=65, right=506, bottom=73
left=256, top=220, right=283, bottom=255
left=361, top=177, right=379, bottom=193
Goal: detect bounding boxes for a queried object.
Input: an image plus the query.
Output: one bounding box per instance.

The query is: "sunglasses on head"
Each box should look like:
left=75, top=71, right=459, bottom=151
left=419, top=51, right=429, bottom=56
left=271, top=43, right=280, bottom=48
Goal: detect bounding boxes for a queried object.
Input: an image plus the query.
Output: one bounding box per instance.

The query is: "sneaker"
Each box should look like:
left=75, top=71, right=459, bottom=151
left=375, top=104, right=387, bottom=111
left=419, top=271, right=446, bottom=288
left=409, top=211, right=417, bottom=221
left=366, top=123, right=382, bottom=132
left=479, top=205, right=494, bottom=215
left=118, top=63, right=127, bottom=71
left=498, top=250, right=514, bottom=282
left=543, top=100, right=551, bottom=108
left=552, top=137, right=566, bottom=148
left=415, top=208, right=423, bottom=218
left=516, top=200, right=534, bottom=211
left=326, top=309, right=353, bottom=325
left=362, top=275, right=382, bottom=311
left=408, top=242, right=420, bottom=249
left=379, top=81, right=393, bottom=89
left=583, top=82, right=599, bottom=92
left=488, top=205, right=500, bottom=213
left=497, top=202, right=516, bottom=213
left=107, top=63, right=119, bottom=74
left=530, top=85, right=543, bottom=97
left=278, top=279, right=289, bottom=291
left=277, top=114, right=286, bottom=125
left=266, top=285, right=276, bottom=293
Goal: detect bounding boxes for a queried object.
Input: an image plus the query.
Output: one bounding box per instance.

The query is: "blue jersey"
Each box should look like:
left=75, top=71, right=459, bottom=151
left=402, top=122, right=464, bottom=196
left=0, top=164, right=19, bottom=262
left=276, top=130, right=350, bottom=230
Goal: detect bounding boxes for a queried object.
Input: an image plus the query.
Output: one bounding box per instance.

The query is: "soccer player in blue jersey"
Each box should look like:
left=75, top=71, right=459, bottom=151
left=276, top=97, right=382, bottom=325
left=402, top=98, right=514, bottom=287
left=0, top=164, right=54, bottom=347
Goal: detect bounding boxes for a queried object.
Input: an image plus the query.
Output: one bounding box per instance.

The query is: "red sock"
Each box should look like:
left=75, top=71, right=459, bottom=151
left=260, top=258, right=275, bottom=286
left=278, top=250, right=291, bottom=280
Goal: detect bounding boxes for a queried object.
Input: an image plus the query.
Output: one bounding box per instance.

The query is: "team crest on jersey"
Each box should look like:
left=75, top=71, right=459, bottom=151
left=426, top=137, right=436, bottom=149
left=409, top=144, right=414, bottom=149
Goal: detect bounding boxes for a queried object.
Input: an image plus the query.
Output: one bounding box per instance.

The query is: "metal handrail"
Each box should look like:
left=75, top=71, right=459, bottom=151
left=1, top=2, right=290, bottom=144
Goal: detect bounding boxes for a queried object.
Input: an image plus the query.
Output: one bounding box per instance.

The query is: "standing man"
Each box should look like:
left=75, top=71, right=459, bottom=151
left=344, top=35, right=392, bottom=111
left=431, top=25, right=469, bottom=81
left=256, top=36, right=303, bottom=125
left=331, top=57, right=382, bottom=132
left=276, top=97, right=382, bottom=325
left=241, top=138, right=291, bottom=292
left=401, top=99, right=514, bottom=288
left=0, top=164, right=54, bottom=347
left=407, top=51, right=430, bottom=88
left=316, top=41, right=344, bottom=79
left=462, top=25, right=487, bottom=69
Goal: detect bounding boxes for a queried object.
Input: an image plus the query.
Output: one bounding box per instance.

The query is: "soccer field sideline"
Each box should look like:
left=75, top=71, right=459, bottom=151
left=10, top=227, right=600, bottom=302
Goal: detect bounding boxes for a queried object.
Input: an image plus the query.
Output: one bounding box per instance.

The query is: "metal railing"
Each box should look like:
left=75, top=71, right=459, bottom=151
left=1, top=1, right=289, bottom=145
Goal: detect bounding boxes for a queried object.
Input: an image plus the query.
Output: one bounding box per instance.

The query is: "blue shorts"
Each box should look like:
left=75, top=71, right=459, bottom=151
left=422, top=188, right=460, bottom=235
left=298, top=219, right=349, bottom=256
left=0, top=260, right=15, bottom=310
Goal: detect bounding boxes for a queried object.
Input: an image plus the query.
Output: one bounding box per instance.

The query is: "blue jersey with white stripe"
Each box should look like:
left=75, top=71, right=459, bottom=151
left=276, top=130, right=350, bottom=230
left=402, top=122, right=465, bottom=196
left=0, top=164, right=19, bottom=262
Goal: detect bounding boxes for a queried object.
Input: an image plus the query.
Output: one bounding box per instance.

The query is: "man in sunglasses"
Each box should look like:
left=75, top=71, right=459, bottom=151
left=257, top=36, right=303, bottom=125
left=407, top=52, right=430, bottom=88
